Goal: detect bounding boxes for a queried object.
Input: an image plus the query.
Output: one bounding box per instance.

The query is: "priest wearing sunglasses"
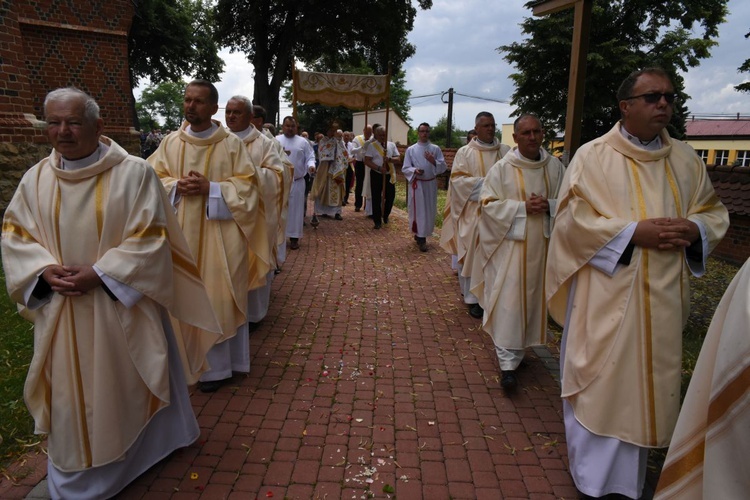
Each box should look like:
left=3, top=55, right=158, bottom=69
left=545, top=67, right=729, bottom=499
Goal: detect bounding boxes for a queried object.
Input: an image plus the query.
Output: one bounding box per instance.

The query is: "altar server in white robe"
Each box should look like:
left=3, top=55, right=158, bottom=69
left=277, top=116, right=316, bottom=250
left=402, top=122, right=447, bottom=252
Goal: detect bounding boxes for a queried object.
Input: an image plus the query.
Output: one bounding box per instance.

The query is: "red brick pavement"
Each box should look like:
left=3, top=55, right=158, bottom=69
left=0, top=204, right=577, bottom=500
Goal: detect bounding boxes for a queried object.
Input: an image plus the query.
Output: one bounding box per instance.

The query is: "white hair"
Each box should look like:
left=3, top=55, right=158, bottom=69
left=229, top=95, right=253, bottom=115
left=44, top=87, right=100, bottom=122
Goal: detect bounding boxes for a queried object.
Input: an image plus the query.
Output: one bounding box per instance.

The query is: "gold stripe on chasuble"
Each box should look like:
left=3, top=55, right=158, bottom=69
left=664, top=160, right=682, bottom=217
left=177, top=142, right=187, bottom=228
left=54, top=184, right=63, bottom=258
left=95, top=173, right=104, bottom=240
left=477, top=150, right=486, bottom=176
left=132, top=226, right=167, bottom=240
left=449, top=170, right=475, bottom=179
left=628, top=158, right=658, bottom=444
left=707, top=363, right=750, bottom=426
left=171, top=248, right=202, bottom=279
left=195, top=143, right=215, bottom=267
left=515, top=168, right=528, bottom=329
left=540, top=169, right=551, bottom=344
left=2, top=220, right=34, bottom=241
left=656, top=440, right=705, bottom=491
left=66, top=299, right=92, bottom=466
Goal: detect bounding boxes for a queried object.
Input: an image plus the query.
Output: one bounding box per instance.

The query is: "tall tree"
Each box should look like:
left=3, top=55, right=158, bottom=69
left=215, top=0, right=432, bottom=125
left=499, top=0, right=728, bottom=145
left=737, top=30, right=750, bottom=93
left=138, top=80, right=187, bottom=131
left=128, top=0, right=224, bottom=88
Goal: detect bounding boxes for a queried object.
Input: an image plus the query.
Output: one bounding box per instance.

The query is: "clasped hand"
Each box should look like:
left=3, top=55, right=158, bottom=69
left=42, top=265, right=102, bottom=296
left=176, top=170, right=209, bottom=196
left=525, top=193, right=549, bottom=215
left=632, top=217, right=700, bottom=251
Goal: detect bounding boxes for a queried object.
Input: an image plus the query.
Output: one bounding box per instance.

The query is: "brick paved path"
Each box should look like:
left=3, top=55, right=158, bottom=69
left=1, top=203, right=577, bottom=500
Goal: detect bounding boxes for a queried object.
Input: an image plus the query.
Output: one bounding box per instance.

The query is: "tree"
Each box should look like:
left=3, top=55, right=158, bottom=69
left=215, top=0, right=432, bottom=125
left=737, top=30, right=750, bottom=93
left=128, top=0, right=224, bottom=88
left=136, top=101, right=159, bottom=132
left=499, top=1, right=728, bottom=145
left=428, top=115, right=469, bottom=148
left=138, top=80, right=187, bottom=131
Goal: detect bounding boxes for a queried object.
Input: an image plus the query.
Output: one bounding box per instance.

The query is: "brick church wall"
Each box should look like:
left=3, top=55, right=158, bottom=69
left=0, top=0, right=137, bottom=212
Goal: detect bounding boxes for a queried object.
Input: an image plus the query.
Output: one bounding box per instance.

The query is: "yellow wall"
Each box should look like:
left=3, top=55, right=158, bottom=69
left=683, top=138, right=750, bottom=165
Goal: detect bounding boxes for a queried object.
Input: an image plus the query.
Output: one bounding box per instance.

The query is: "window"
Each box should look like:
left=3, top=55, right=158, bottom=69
left=714, top=150, right=729, bottom=165
left=695, top=149, right=709, bottom=164
left=736, top=150, right=750, bottom=167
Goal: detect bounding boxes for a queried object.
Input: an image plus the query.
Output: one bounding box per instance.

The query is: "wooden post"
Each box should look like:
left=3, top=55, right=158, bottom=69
left=532, top=0, right=593, bottom=162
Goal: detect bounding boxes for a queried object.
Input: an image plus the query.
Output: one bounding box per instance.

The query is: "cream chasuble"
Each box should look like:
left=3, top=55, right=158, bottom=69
left=546, top=123, right=728, bottom=447
left=656, top=257, right=750, bottom=499
left=239, top=126, right=285, bottom=271
left=471, top=149, right=564, bottom=350
left=1, top=138, right=220, bottom=472
left=439, top=139, right=510, bottom=271
left=150, top=121, right=270, bottom=338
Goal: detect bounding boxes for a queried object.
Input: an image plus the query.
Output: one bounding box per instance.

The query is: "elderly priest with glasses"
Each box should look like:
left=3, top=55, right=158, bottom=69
left=545, top=67, right=729, bottom=499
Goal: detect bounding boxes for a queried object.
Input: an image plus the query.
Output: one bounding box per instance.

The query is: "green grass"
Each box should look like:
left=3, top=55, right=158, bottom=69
left=0, top=265, right=40, bottom=473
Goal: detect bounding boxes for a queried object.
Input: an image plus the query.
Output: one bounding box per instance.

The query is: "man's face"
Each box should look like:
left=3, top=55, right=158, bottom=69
left=225, top=99, right=252, bottom=132
left=282, top=118, right=297, bottom=137
left=46, top=96, right=103, bottom=160
left=619, top=73, right=674, bottom=140
left=417, top=126, right=430, bottom=143
left=364, top=125, right=373, bottom=140
left=475, top=115, right=496, bottom=143
left=343, top=132, right=351, bottom=142
left=512, top=117, right=544, bottom=159
left=374, top=127, right=386, bottom=143
left=184, top=84, right=218, bottom=131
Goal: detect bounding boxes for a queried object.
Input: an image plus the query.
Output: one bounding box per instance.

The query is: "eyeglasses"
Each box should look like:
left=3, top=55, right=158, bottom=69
left=625, top=92, right=678, bottom=104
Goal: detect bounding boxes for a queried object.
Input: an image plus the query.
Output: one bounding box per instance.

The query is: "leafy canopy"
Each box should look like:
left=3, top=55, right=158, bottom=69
left=215, top=0, right=432, bottom=124
left=137, top=80, right=187, bottom=131
left=499, top=0, right=728, bottom=145
left=737, top=30, right=750, bottom=93
left=128, top=0, right=223, bottom=87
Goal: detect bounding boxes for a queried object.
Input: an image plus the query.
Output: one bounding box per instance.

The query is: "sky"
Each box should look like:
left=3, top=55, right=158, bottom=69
left=139, top=0, right=750, bottom=132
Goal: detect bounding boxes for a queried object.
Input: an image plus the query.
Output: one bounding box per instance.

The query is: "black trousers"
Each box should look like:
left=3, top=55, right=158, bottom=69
left=354, top=161, right=366, bottom=209
left=369, top=169, right=394, bottom=226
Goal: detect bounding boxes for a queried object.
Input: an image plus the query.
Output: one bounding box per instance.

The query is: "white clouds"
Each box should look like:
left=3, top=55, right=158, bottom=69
left=137, top=0, right=749, bottom=130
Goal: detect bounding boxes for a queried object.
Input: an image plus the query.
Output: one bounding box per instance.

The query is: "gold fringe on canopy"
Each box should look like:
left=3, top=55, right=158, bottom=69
left=293, top=70, right=389, bottom=110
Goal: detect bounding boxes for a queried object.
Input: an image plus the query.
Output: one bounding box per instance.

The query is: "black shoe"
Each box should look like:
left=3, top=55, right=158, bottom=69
left=366, top=214, right=373, bottom=219
left=334, top=213, right=343, bottom=220
left=469, top=303, right=483, bottom=319
left=419, top=241, right=428, bottom=252
left=274, top=267, right=282, bottom=275
left=355, top=207, right=361, bottom=212
left=501, top=371, right=518, bottom=392
left=289, top=238, right=300, bottom=250
left=198, top=379, right=225, bottom=393
left=248, top=321, right=260, bottom=333
left=374, top=224, right=381, bottom=230
left=383, top=217, right=389, bottom=224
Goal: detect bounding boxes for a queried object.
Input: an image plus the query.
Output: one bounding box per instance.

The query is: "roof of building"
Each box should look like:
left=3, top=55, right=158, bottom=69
left=708, top=164, right=750, bottom=216
left=686, top=119, right=750, bottom=138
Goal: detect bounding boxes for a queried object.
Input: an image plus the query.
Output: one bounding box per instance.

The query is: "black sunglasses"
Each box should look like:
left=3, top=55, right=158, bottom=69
left=625, top=92, right=678, bottom=104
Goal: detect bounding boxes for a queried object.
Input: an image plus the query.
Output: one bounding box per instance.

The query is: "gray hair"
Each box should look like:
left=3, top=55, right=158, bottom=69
left=229, top=95, right=253, bottom=115
left=513, top=113, right=541, bottom=133
left=475, top=111, right=494, bottom=124
left=44, top=87, right=100, bottom=122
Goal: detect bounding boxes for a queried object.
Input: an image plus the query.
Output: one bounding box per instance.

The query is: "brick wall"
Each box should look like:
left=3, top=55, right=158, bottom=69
left=0, top=0, right=137, bottom=211
left=713, top=214, right=750, bottom=265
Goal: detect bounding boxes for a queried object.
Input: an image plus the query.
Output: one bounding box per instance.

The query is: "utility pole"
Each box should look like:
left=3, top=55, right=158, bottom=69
left=444, top=87, right=454, bottom=148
